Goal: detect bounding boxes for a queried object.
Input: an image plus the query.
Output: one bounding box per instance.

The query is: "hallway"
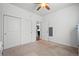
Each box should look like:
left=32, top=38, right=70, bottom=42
left=3, top=40, right=78, bottom=56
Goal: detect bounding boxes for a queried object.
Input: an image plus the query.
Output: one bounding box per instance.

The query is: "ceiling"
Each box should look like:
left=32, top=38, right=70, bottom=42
left=11, top=3, right=74, bottom=16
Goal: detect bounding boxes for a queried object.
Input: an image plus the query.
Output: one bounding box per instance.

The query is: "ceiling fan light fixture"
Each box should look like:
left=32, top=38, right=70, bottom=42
left=40, top=3, right=47, bottom=8
left=36, top=3, right=50, bottom=11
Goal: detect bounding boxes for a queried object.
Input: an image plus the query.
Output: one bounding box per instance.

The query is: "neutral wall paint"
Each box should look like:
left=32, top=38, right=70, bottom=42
left=0, top=4, right=42, bottom=47
left=77, top=24, right=79, bottom=45
left=42, top=4, right=79, bottom=47
left=0, top=4, right=3, bottom=41
left=77, top=4, right=79, bottom=45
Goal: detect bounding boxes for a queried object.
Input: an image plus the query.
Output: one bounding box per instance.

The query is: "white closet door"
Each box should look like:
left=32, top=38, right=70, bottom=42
left=4, top=15, right=21, bottom=49
left=21, top=19, right=32, bottom=44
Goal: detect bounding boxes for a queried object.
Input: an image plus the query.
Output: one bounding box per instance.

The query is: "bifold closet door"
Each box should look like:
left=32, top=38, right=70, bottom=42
left=4, top=15, right=21, bottom=49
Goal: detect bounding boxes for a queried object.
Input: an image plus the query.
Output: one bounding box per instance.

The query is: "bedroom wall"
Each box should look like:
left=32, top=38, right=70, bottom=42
left=41, top=4, right=79, bottom=47
left=0, top=4, right=3, bottom=41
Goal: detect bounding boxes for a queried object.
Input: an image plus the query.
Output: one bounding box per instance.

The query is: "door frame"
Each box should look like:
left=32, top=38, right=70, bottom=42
left=3, top=14, right=22, bottom=50
left=2, top=14, right=32, bottom=53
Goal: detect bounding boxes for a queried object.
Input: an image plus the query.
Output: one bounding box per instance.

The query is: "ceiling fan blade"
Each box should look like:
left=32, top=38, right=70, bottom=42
left=37, top=6, right=41, bottom=11
left=46, top=5, right=50, bottom=10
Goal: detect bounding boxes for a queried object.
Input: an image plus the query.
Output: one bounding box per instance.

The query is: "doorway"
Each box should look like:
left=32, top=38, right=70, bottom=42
left=36, top=22, right=41, bottom=41
left=3, top=15, right=32, bottom=49
left=3, top=15, right=21, bottom=49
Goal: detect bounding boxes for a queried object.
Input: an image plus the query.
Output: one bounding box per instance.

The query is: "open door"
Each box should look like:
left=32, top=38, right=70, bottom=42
left=36, top=21, right=41, bottom=41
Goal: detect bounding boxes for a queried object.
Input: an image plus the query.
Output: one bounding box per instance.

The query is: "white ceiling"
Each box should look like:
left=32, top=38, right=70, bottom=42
left=11, top=3, right=74, bottom=16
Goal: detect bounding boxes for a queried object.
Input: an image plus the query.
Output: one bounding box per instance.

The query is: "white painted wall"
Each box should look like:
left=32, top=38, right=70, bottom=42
left=41, top=18, right=49, bottom=41
left=42, top=4, right=79, bottom=47
left=0, top=3, right=42, bottom=48
left=77, top=24, right=79, bottom=45
left=0, top=4, right=3, bottom=41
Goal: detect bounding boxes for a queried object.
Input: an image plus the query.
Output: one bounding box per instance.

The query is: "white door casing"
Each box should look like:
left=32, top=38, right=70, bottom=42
left=3, top=15, right=32, bottom=49
left=4, top=15, right=21, bottom=49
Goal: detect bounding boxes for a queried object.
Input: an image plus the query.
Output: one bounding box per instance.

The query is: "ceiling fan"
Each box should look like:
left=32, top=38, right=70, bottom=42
left=36, top=3, right=50, bottom=11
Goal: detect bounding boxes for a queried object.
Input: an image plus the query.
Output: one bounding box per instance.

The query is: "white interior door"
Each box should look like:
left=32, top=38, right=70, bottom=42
left=21, top=19, right=32, bottom=44
left=4, top=15, right=21, bottom=49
